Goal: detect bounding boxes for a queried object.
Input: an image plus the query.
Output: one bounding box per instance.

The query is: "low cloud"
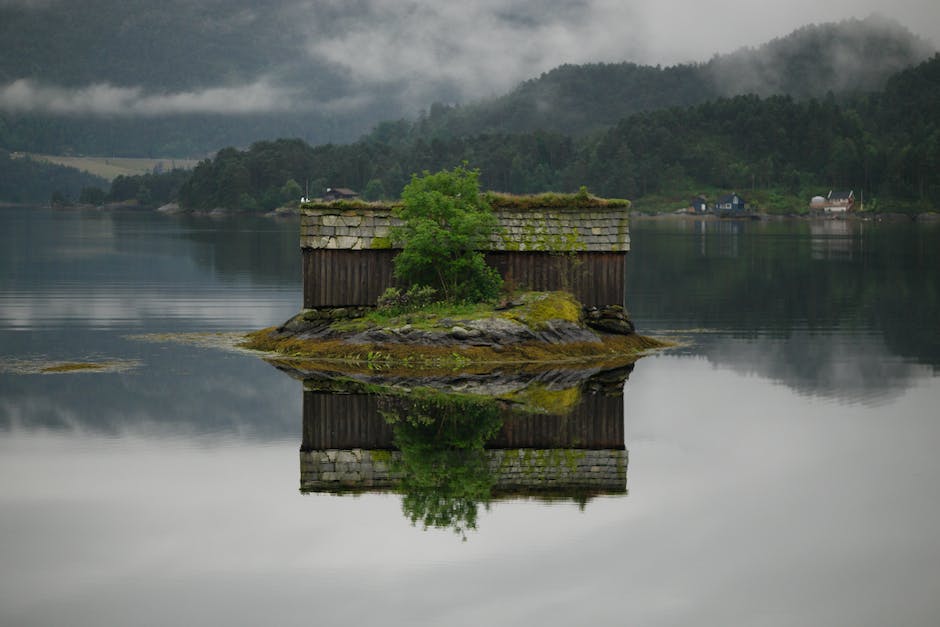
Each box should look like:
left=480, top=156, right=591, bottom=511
left=302, top=0, right=939, bottom=108
left=304, top=0, right=646, bottom=105
left=0, top=78, right=365, bottom=116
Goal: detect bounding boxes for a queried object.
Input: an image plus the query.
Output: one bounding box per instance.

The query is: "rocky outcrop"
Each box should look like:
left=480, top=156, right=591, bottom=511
left=270, top=302, right=636, bottom=349
left=583, top=305, right=635, bottom=335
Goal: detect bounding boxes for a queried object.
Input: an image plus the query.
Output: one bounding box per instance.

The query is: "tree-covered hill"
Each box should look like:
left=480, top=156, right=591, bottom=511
left=0, top=10, right=931, bottom=157
left=164, top=54, right=940, bottom=213
left=406, top=16, right=934, bottom=140
left=0, top=151, right=108, bottom=205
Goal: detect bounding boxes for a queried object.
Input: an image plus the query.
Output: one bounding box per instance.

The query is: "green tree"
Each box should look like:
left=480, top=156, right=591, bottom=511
left=392, top=165, right=502, bottom=302
left=362, top=178, right=386, bottom=201
left=281, top=178, right=303, bottom=205
left=78, top=186, right=106, bottom=205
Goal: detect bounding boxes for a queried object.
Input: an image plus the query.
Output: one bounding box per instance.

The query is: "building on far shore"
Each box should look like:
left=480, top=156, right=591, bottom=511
left=689, top=195, right=709, bottom=214
left=714, top=193, right=746, bottom=215
left=810, top=190, right=855, bottom=213
left=322, top=187, right=359, bottom=202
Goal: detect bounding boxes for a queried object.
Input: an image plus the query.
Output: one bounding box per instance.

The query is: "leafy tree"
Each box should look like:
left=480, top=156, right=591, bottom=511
left=78, top=186, right=106, bottom=205
left=50, top=190, right=69, bottom=206
left=392, top=166, right=502, bottom=303
left=281, top=178, right=303, bottom=204
left=362, top=178, right=386, bottom=201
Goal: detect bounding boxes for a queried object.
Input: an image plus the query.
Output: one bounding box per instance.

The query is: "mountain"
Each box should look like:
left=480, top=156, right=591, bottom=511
left=167, top=53, right=940, bottom=213
left=408, top=15, right=934, bottom=139
left=0, top=8, right=932, bottom=156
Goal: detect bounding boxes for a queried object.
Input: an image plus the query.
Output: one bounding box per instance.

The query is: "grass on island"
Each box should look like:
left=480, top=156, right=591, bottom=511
left=327, top=291, right=582, bottom=334
left=241, top=290, right=669, bottom=375
left=301, top=191, right=630, bottom=213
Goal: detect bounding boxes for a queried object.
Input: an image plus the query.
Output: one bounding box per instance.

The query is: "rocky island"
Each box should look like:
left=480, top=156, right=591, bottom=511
left=242, top=290, right=666, bottom=374
left=242, top=166, right=667, bottom=375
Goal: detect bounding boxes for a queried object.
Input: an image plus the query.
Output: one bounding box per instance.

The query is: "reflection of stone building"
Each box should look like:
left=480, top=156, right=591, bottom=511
left=810, top=219, right=857, bottom=260
left=298, top=369, right=631, bottom=501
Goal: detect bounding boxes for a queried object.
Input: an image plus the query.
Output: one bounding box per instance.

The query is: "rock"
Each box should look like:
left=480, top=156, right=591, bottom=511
left=450, top=326, right=471, bottom=340
left=156, top=202, right=182, bottom=214
left=583, top=305, right=635, bottom=335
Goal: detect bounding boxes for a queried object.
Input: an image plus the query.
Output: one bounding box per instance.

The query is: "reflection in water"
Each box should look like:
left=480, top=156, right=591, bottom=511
left=628, top=218, right=940, bottom=398
left=809, top=219, right=857, bottom=261
left=693, top=219, right=742, bottom=258
left=290, top=365, right=633, bottom=537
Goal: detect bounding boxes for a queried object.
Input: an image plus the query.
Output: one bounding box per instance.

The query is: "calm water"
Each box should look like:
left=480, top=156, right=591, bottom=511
left=2, top=207, right=939, bottom=626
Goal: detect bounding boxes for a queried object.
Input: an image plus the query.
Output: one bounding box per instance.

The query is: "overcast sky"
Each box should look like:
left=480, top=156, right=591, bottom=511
left=1, top=0, right=938, bottom=116
left=301, top=0, right=940, bottom=100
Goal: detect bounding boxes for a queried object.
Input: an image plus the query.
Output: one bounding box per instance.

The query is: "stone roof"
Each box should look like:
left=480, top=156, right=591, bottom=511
left=300, top=204, right=630, bottom=253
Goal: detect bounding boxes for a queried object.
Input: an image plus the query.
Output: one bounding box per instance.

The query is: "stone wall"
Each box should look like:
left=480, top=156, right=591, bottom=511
left=300, top=205, right=630, bottom=253
left=299, top=448, right=627, bottom=496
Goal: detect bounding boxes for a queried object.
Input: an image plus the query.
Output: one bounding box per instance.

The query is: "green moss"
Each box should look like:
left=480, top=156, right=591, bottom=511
left=370, top=236, right=392, bottom=249
left=502, top=384, right=582, bottom=415
left=329, top=300, right=495, bottom=333
left=370, top=449, right=394, bottom=464
left=485, top=191, right=630, bottom=210
left=40, top=362, right=110, bottom=373
left=302, top=199, right=391, bottom=211
left=500, top=291, right=582, bottom=329
left=499, top=224, right=587, bottom=252
left=302, top=193, right=631, bottom=214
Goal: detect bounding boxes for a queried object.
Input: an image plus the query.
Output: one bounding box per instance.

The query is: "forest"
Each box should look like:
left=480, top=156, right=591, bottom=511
left=0, top=14, right=930, bottom=157
left=156, top=54, right=940, bottom=213
left=0, top=151, right=107, bottom=204
left=2, top=15, right=937, bottom=211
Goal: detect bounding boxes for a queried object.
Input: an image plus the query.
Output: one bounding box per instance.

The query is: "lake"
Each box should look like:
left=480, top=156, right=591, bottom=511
left=2, top=207, right=939, bottom=626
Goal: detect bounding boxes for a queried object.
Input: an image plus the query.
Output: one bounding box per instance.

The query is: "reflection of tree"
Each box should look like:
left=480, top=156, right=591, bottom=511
left=380, top=390, right=503, bottom=540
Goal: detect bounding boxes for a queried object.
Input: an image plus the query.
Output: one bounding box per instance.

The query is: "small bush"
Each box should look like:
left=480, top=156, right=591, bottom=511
left=377, top=285, right=439, bottom=313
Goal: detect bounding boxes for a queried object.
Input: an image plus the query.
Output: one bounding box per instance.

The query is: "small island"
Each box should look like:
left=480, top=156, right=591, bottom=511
left=242, top=166, right=667, bottom=373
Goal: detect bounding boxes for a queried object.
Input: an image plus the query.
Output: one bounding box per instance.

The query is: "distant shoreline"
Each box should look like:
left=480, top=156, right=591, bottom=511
left=629, top=210, right=940, bottom=223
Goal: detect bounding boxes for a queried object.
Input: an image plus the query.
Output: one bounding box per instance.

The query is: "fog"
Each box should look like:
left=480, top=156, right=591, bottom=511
left=0, top=0, right=937, bottom=116
left=0, top=78, right=369, bottom=116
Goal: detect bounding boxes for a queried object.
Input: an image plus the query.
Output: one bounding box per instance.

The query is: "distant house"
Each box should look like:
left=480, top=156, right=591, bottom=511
left=714, top=193, right=746, bottom=214
left=689, top=195, right=709, bottom=213
left=812, top=190, right=855, bottom=213
left=322, top=187, right=359, bottom=201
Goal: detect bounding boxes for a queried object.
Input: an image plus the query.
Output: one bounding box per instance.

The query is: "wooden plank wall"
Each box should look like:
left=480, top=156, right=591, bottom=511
left=301, top=390, right=625, bottom=451
left=303, top=249, right=398, bottom=308
left=485, top=251, right=625, bottom=308
left=303, top=249, right=626, bottom=308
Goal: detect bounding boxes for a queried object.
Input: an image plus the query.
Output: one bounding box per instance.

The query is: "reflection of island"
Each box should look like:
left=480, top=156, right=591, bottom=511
left=291, top=365, right=633, bottom=534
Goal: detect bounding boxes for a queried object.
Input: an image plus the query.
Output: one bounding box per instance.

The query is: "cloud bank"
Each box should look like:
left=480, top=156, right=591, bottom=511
left=1, top=0, right=937, bottom=117
left=302, top=0, right=939, bottom=106
left=0, top=79, right=370, bottom=116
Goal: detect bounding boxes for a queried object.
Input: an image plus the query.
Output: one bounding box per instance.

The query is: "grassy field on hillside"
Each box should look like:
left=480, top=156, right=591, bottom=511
left=24, top=154, right=199, bottom=181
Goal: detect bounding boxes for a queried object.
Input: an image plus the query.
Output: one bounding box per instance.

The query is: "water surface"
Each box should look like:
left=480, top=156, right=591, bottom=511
left=2, top=208, right=939, bottom=626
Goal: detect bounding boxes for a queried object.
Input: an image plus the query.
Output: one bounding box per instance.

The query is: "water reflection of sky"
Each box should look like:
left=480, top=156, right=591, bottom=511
left=3, top=354, right=939, bottom=626
left=2, top=209, right=940, bottom=625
